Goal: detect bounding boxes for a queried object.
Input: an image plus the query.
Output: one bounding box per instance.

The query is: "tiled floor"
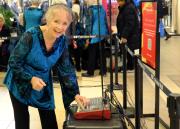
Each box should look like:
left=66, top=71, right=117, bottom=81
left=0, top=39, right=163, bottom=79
left=0, top=36, right=180, bottom=129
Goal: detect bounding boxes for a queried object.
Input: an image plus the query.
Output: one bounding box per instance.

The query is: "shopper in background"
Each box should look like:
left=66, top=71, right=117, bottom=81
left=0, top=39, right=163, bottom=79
left=1, top=0, right=11, bottom=10
left=81, top=0, right=109, bottom=77
left=10, top=0, right=20, bottom=23
left=116, top=0, right=140, bottom=71
left=0, top=13, right=11, bottom=71
left=70, top=0, right=88, bottom=72
left=40, top=0, right=49, bottom=13
left=4, top=4, right=89, bottom=129
left=78, top=0, right=90, bottom=71
left=159, top=0, right=171, bottom=40
left=70, top=12, right=88, bottom=71
left=72, top=0, right=80, bottom=19
left=23, top=0, right=44, bottom=31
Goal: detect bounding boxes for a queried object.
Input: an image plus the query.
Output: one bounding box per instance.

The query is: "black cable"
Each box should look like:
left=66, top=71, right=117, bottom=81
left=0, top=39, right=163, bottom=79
left=103, top=89, right=134, bottom=128
left=111, top=92, right=135, bottom=129
left=119, top=82, right=149, bottom=129
left=109, top=100, right=132, bottom=128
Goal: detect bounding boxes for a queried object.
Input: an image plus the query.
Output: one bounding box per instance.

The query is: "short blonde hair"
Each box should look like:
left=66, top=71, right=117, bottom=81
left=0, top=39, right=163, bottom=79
left=45, top=4, right=72, bottom=23
left=0, top=14, right=5, bottom=22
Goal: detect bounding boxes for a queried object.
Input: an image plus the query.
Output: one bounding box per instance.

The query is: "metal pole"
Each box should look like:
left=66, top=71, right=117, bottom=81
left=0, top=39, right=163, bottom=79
left=135, top=57, right=141, bottom=129
left=108, top=0, right=114, bottom=103
left=114, top=35, right=123, bottom=90
left=167, top=94, right=180, bottom=129
left=139, top=62, right=143, bottom=116
left=122, top=44, right=127, bottom=109
left=115, top=35, right=119, bottom=85
left=96, top=0, right=104, bottom=98
left=155, top=0, right=160, bottom=128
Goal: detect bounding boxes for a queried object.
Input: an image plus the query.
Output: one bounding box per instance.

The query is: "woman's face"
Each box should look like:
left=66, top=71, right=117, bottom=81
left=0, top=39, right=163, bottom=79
left=46, top=9, right=71, bottom=38
left=0, top=18, right=4, bottom=28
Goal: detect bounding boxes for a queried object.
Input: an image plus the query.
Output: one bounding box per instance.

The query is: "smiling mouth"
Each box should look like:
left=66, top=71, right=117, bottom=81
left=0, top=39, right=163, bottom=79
left=54, top=30, right=63, bottom=37
left=55, top=31, right=62, bottom=35
left=55, top=30, right=61, bottom=33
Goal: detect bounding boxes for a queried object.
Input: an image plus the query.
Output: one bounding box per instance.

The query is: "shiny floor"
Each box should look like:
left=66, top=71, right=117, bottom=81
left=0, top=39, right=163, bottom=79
left=0, top=36, right=180, bottom=129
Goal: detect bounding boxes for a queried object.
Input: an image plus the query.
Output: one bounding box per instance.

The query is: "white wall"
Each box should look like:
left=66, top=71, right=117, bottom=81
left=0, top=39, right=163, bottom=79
left=176, top=0, right=180, bottom=33
left=171, top=0, right=177, bottom=33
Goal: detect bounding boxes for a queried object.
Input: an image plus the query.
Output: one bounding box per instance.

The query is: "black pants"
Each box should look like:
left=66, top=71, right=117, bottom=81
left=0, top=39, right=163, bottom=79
left=71, top=46, right=83, bottom=70
left=9, top=92, right=58, bottom=129
left=127, top=52, right=134, bottom=69
left=87, top=41, right=107, bottom=75
left=126, top=44, right=139, bottom=70
left=0, top=43, right=10, bottom=71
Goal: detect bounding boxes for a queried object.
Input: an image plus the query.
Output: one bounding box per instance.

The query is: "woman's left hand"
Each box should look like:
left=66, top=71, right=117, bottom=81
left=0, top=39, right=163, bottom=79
left=75, top=94, right=90, bottom=110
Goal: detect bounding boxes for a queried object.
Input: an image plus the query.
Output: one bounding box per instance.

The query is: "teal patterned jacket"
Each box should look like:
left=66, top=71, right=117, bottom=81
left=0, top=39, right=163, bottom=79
left=4, top=26, right=80, bottom=110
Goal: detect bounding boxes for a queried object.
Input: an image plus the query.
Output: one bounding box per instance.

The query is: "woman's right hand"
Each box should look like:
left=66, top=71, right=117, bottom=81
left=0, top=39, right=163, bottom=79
left=31, top=77, right=46, bottom=91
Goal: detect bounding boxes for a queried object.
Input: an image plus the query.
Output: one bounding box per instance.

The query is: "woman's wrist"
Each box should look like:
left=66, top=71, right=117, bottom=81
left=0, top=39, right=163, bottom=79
left=75, top=94, right=80, bottom=99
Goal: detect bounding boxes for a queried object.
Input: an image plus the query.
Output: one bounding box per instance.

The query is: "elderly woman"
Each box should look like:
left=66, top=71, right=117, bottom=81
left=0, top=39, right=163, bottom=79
left=0, top=13, right=11, bottom=71
left=4, top=4, right=89, bottom=129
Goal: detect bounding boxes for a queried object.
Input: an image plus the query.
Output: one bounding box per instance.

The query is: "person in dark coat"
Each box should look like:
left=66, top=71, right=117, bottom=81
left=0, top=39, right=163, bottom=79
left=69, top=12, right=88, bottom=71
left=116, top=0, right=140, bottom=70
left=0, top=13, right=11, bottom=71
left=81, top=3, right=109, bottom=77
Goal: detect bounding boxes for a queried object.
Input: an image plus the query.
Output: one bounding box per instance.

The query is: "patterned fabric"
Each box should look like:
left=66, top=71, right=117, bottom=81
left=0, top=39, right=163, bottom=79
left=4, top=26, right=79, bottom=110
left=80, top=4, right=92, bottom=35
